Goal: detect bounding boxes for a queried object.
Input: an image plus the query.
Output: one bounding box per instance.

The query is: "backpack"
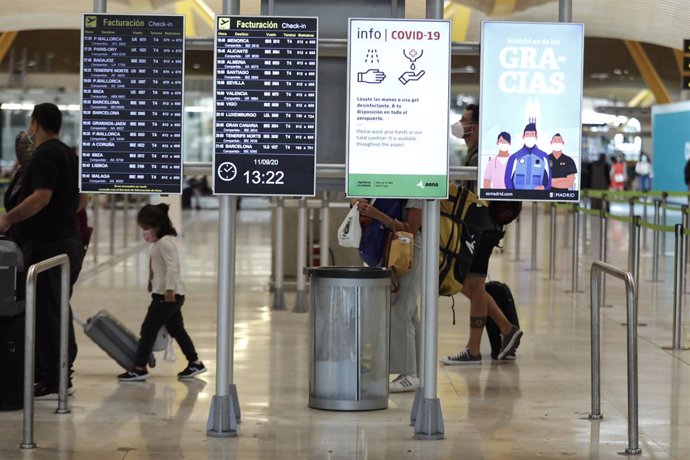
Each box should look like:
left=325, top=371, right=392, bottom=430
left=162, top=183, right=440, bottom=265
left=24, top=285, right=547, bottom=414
left=485, top=281, right=520, bottom=359
left=0, top=239, right=25, bottom=318
left=438, top=184, right=477, bottom=296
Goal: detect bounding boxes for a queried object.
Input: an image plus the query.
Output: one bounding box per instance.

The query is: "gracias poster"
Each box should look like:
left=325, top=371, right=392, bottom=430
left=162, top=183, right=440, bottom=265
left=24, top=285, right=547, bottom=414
left=478, top=21, right=584, bottom=202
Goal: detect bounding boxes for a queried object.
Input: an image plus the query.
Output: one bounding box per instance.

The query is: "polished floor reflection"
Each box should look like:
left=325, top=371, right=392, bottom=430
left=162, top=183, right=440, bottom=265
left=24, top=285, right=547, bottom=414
left=2, top=200, right=690, bottom=459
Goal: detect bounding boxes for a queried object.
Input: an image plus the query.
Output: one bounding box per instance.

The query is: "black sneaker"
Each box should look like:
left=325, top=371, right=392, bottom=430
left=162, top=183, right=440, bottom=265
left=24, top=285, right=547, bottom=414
left=118, top=368, right=149, bottom=382
left=498, top=326, right=523, bottom=360
left=440, top=348, right=482, bottom=365
left=34, top=382, right=75, bottom=400
left=177, top=361, right=207, bottom=379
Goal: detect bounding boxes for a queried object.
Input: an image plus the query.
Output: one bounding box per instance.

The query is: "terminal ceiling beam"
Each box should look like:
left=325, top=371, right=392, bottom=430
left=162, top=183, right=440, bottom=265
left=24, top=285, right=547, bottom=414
left=175, top=0, right=215, bottom=37
left=443, top=2, right=471, bottom=42
left=674, top=49, right=685, bottom=73
left=0, top=32, right=18, bottom=64
left=623, top=40, right=672, bottom=104
left=489, top=0, right=517, bottom=16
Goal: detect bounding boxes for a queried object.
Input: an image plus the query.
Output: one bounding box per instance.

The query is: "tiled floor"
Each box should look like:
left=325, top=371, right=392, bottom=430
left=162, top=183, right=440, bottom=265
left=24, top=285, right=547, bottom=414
left=2, top=201, right=690, bottom=459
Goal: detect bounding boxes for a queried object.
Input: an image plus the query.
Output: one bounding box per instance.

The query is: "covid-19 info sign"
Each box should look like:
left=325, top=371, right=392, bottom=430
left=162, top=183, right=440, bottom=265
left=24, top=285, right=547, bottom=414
left=347, top=18, right=450, bottom=199
left=478, top=21, right=584, bottom=202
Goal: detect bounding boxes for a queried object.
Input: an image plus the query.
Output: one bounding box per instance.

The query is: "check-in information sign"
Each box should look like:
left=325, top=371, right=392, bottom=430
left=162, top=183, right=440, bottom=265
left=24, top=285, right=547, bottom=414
left=213, top=16, right=318, bottom=196
left=80, top=14, right=185, bottom=194
left=347, top=19, right=450, bottom=198
left=478, top=21, right=584, bottom=203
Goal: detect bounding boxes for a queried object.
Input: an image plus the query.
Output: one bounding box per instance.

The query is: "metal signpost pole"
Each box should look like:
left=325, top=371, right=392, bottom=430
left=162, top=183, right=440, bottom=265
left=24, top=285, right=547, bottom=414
left=207, top=0, right=241, bottom=437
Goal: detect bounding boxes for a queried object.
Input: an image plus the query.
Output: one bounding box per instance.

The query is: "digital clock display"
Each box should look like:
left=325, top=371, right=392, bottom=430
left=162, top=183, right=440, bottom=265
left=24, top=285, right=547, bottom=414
left=212, top=15, right=318, bottom=196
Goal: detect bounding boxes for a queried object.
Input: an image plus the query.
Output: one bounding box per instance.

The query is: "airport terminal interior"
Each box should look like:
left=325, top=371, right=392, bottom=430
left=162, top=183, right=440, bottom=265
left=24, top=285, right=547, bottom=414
left=2, top=0, right=690, bottom=459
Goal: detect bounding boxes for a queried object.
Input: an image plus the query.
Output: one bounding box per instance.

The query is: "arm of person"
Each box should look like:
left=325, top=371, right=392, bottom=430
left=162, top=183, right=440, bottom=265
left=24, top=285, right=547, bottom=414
left=0, top=188, right=52, bottom=233
left=77, top=193, right=89, bottom=212
left=483, top=158, right=493, bottom=189
left=552, top=175, right=576, bottom=189
left=160, top=238, right=180, bottom=302
left=356, top=201, right=422, bottom=234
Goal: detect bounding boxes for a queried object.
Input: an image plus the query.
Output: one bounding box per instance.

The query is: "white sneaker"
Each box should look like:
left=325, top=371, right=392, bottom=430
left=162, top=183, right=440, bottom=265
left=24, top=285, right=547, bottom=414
left=389, top=375, right=419, bottom=393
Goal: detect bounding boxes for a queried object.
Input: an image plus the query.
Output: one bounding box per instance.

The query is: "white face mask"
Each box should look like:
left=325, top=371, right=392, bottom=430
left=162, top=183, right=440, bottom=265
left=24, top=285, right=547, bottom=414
left=497, top=142, right=510, bottom=152
left=451, top=121, right=465, bottom=139
left=142, top=229, right=157, bottom=243
left=524, top=137, right=536, bottom=148
left=551, top=142, right=563, bottom=152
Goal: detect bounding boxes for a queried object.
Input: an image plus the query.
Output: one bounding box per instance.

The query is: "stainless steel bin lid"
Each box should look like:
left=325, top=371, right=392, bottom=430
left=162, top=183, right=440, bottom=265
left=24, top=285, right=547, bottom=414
left=304, top=266, right=391, bottom=279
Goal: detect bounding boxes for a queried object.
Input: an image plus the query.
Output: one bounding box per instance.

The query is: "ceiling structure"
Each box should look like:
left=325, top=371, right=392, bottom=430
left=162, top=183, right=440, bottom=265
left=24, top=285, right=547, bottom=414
left=0, top=0, right=686, bottom=110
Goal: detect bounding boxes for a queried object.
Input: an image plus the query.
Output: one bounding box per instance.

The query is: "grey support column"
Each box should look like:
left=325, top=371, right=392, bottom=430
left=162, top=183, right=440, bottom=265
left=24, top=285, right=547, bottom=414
left=92, top=195, right=99, bottom=264
left=207, top=196, right=241, bottom=437
left=320, top=192, right=330, bottom=267
left=272, top=198, right=286, bottom=310
left=207, top=0, right=241, bottom=438
left=294, top=197, right=308, bottom=313
left=548, top=203, right=557, bottom=280
left=109, top=194, right=116, bottom=255
left=411, top=201, right=429, bottom=425
left=413, top=198, right=444, bottom=440
left=530, top=202, right=538, bottom=271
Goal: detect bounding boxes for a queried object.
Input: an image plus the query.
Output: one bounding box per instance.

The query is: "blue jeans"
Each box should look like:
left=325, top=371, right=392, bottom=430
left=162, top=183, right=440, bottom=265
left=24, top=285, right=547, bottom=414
left=638, top=175, right=651, bottom=192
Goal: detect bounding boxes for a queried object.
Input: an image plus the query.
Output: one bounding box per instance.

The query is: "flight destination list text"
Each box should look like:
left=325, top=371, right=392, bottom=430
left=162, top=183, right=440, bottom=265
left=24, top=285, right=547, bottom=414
left=214, top=16, right=318, bottom=196
left=80, top=14, right=184, bottom=194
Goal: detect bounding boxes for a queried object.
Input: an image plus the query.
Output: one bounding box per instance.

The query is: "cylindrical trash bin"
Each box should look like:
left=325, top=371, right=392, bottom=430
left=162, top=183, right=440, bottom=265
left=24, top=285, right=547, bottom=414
left=305, top=267, right=391, bottom=411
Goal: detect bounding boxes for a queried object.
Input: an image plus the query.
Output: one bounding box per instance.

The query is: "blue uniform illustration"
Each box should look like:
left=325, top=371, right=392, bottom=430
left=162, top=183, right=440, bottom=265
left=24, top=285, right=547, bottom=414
left=504, top=123, right=551, bottom=190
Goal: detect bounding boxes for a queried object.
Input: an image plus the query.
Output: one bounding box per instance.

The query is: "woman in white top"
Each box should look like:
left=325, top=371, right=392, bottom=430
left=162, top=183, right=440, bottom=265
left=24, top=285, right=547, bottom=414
left=118, top=204, right=206, bottom=381
left=635, top=152, right=653, bottom=192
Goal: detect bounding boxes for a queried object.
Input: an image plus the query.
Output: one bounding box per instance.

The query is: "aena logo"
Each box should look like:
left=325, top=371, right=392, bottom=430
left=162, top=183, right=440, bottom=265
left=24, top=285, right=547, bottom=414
left=417, top=181, right=439, bottom=189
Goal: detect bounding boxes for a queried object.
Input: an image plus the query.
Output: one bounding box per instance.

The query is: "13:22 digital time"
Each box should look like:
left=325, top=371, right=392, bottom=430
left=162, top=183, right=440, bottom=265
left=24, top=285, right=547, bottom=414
left=243, top=170, right=285, bottom=185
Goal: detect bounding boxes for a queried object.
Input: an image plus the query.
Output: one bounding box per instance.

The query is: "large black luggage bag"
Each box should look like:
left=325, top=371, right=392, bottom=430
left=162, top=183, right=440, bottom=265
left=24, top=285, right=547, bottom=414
left=485, top=281, right=520, bottom=360
left=82, top=310, right=154, bottom=370
left=0, top=315, right=24, bottom=410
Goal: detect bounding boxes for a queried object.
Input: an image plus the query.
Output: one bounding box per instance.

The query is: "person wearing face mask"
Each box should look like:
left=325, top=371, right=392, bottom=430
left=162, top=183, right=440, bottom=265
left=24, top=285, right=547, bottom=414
left=504, top=122, right=551, bottom=190
left=118, top=204, right=206, bottom=381
left=3, top=131, right=34, bottom=240
left=547, top=133, right=578, bottom=191
left=482, top=132, right=512, bottom=189
left=0, top=103, right=83, bottom=399
left=442, top=104, right=524, bottom=365
left=451, top=103, right=480, bottom=191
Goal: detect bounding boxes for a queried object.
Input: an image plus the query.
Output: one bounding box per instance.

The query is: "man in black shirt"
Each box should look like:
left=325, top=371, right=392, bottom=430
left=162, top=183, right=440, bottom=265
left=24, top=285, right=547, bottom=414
left=548, top=133, right=578, bottom=191
left=0, top=103, right=83, bottom=399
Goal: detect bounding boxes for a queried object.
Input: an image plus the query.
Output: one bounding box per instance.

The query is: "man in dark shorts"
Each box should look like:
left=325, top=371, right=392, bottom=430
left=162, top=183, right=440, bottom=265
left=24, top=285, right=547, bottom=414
left=0, top=103, right=83, bottom=399
left=548, top=133, right=578, bottom=191
left=441, top=103, right=523, bottom=364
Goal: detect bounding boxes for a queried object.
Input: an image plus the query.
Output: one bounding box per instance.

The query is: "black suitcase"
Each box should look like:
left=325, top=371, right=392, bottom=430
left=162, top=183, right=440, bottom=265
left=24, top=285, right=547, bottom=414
left=82, top=310, right=155, bottom=371
left=485, top=281, right=520, bottom=359
left=0, top=315, right=24, bottom=410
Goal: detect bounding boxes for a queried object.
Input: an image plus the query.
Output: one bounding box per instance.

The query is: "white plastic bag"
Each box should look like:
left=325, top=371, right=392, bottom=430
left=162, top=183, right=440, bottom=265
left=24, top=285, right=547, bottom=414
left=153, top=326, right=170, bottom=352
left=338, top=205, right=362, bottom=248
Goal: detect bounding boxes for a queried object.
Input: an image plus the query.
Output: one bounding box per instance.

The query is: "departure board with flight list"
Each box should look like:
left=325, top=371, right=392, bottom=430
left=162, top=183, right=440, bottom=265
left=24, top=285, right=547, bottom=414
left=213, top=16, right=318, bottom=196
left=80, top=14, right=184, bottom=194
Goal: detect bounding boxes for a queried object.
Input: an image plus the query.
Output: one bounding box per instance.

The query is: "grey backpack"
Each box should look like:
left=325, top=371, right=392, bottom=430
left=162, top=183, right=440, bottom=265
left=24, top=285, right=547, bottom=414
left=0, top=240, right=24, bottom=317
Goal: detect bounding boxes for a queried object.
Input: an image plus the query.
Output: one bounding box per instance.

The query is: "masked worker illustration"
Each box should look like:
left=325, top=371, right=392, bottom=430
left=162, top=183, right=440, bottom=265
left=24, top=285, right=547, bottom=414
left=504, top=122, right=551, bottom=190
left=548, top=133, right=577, bottom=191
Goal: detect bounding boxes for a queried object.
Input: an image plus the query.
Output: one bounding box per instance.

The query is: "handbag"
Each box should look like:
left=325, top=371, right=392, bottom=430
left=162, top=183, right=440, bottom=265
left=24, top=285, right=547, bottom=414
left=358, top=199, right=404, bottom=266
left=337, top=205, right=362, bottom=248
left=384, top=231, right=414, bottom=277
left=153, top=325, right=170, bottom=352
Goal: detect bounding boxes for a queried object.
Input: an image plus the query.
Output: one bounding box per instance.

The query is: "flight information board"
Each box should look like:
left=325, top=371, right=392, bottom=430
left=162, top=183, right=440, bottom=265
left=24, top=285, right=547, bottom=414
left=80, top=14, right=184, bottom=194
left=213, top=16, right=318, bottom=196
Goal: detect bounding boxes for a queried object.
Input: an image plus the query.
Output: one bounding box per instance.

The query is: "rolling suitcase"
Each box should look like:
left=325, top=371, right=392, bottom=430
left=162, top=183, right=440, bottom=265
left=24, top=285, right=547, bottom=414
left=0, top=314, right=24, bottom=410
left=485, top=281, right=520, bottom=360
left=81, top=310, right=155, bottom=370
